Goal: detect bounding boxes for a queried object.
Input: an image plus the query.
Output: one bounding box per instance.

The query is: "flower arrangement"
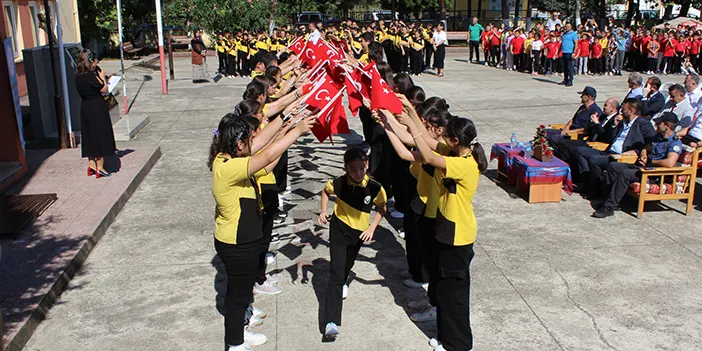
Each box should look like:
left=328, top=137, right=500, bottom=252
left=532, top=125, right=554, bottom=162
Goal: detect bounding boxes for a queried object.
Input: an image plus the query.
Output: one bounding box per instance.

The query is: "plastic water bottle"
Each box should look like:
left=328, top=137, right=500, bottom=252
left=510, top=133, right=517, bottom=149
left=525, top=144, right=533, bottom=158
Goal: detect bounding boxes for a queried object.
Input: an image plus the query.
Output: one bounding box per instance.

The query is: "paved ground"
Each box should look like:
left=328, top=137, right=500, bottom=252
left=21, top=53, right=702, bottom=351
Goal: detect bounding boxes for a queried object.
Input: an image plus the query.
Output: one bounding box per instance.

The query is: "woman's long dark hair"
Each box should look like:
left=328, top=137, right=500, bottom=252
left=445, top=117, right=488, bottom=173
left=77, top=50, right=94, bottom=75
left=234, top=99, right=262, bottom=117
left=393, top=73, right=414, bottom=95
left=243, top=81, right=267, bottom=100
left=376, top=62, right=394, bottom=91
left=426, top=110, right=454, bottom=129
left=208, top=114, right=253, bottom=170
left=368, top=42, right=385, bottom=63
left=422, top=96, right=450, bottom=112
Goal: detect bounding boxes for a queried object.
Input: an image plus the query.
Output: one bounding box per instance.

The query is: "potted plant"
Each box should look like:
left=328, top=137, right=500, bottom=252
left=533, top=125, right=555, bottom=162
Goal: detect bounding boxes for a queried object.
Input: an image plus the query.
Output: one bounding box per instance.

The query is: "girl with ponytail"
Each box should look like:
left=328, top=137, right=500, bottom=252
left=209, top=111, right=315, bottom=351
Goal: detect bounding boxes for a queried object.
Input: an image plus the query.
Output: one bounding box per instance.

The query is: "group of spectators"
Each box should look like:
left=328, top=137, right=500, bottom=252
left=545, top=71, right=702, bottom=218
left=467, top=13, right=702, bottom=86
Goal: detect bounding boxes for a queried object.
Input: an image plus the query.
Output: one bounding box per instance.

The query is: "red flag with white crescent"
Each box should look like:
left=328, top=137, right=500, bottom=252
left=288, top=36, right=306, bottom=55
left=303, top=75, right=341, bottom=111
left=370, top=65, right=402, bottom=114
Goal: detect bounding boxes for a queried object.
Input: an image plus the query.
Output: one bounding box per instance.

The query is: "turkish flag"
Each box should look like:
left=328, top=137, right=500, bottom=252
left=343, top=70, right=365, bottom=115
left=310, top=97, right=348, bottom=143
left=303, top=75, right=341, bottom=111
left=370, top=65, right=402, bottom=114
left=332, top=39, right=349, bottom=55
left=288, top=36, right=306, bottom=55
left=329, top=101, right=350, bottom=134
left=300, top=45, right=319, bottom=67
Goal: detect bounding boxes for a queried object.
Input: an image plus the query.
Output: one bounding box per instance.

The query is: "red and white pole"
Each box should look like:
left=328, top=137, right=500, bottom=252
left=116, top=0, right=128, bottom=114
left=155, top=0, right=167, bottom=94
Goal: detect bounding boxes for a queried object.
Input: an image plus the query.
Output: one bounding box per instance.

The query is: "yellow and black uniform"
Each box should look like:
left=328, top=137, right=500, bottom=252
left=433, top=152, right=479, bottom=246
left=256, top=37, right=269, bottom=54
left=248, top=39, right=259, bottom=57
left=211, top=153, right=265, bottom=347
left=225, top=38, right=237, bottom=76
left=236, top=37, right=249, bottom=75
left=212, top=154, right=262, bottom=244
left=432, top=150, right=480, bottom=351
left=410, top=35, right=426, bottom=75
left=215, top=38, right=227, bottom=74
left=399, top=33, right=411, bottom=72
left=423, top=28, right=435, bottom=70
left=253, top=152, right=277, bottom=284
left=323, top=173, right=386, bottom=326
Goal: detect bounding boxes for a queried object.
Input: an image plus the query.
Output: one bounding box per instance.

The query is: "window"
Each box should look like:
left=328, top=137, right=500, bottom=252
left=29, top=2, right=41, bottom=46
left=2, top=1, right=18, bottom=57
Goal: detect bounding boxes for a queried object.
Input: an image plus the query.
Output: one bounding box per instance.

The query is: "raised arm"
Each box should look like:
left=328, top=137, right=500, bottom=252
left=248, top=114, right=314, bottom=176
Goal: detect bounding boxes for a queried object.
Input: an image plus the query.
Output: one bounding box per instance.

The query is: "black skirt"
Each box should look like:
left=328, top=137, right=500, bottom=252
left=435, top=45, right=446, bottom=69
left=75, top=72, right=116, bottom=158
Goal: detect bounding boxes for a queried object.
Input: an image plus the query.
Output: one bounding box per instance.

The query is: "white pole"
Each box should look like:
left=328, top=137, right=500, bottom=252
left=116, top=0, right=128, bottom=115
left=55, top=0, right=74, bottom=147
left=155, top=0, right=167, bottom=94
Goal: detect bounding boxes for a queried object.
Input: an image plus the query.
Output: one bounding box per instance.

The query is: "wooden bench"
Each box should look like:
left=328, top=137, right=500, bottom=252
left=627, top=146, right=702, bottom=217
left=549, top=123, right=588, bottom=141
left=170, top=35, right=191, bottom=49
left=122, top=41, right=143, bottom=59
left=446, top=31, right=468, bottom=41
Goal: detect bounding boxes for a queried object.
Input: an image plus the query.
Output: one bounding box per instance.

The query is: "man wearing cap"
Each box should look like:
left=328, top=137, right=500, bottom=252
left=573, top=98, right=657, bottom=196
left=593, top=112, right=683, bottom=218
left=555, top=86, right=602, bottom=137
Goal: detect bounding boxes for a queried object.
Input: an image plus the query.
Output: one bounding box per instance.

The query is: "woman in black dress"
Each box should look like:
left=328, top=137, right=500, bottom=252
left=75, top=50, right=116, bottom=178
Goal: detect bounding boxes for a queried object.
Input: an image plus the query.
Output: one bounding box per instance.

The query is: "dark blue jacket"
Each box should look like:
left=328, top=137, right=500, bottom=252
left=641, top=92, right=666, bottom=119
left=606, top=116, right=657, bottom=154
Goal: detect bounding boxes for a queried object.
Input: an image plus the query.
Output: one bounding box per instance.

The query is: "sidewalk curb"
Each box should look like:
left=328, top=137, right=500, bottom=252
left=4, top=147, right=162, bottom=351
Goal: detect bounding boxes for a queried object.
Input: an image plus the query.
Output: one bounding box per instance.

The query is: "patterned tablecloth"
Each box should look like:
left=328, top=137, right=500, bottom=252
left=490, top=143, right=526, bottom=174
left=512, top=155, right=574, bottom=195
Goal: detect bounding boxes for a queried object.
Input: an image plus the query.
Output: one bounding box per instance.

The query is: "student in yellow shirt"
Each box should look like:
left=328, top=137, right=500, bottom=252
left=209, top=111, right=314, bottom=351
left=399, top=104, right=487, bottom=351
left=216, top=32, right=227, bottom=75
left=225, top=32, right=237, bottom=78
left=236, top=31, right=250, bottom=76
left=318, top=147, right=387, bottom=341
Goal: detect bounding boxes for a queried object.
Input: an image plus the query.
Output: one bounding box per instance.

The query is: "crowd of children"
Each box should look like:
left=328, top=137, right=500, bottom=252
left=209, top=21, right=485, bottom=351
left=474, top=19, right=702, bottom=77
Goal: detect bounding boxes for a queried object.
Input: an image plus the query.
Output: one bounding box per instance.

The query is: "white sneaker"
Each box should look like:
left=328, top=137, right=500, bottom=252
left=342, top=284, right=349, bottom=299
left=324, top=322, right=339, bottom=338
left=404, top=279, right=428, bottom=289
left=249, top=315, right=264, bottom=327
left=399, top=270, right=413, bottom=279
left=252, top=305, right=267, bottom=319
left=390, top=211, right=404, bottom=219
left=265, top=252, right=276, bottom=265
left=228, top=343, right=253, bottom=351
left=266, top=273, right=279, bottom=285
left=408, top=299, right=431, bottom=310
left=254, top=281, right=282, bottom=295
left=410, top=307, right=437, bottom=322
left=244, top=326, right=267, bottom=346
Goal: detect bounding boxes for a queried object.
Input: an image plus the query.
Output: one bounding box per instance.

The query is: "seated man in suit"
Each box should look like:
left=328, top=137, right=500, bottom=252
left=641, top=76, right=665, bottom=120
left=573, top=98, right=657, bottom=196
left=623, top=72, right=644, bottom=100
left=654, top=84, right=695, bottom=129
left=593, top=112, right=683, bottom=218
left=552, top=97, right=620, bottom=168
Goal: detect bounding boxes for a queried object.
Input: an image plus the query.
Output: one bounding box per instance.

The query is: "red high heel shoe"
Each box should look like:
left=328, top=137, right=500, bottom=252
left=87, top=167, right=96, bottom=176
left=95, top=169, right=112, bottom=179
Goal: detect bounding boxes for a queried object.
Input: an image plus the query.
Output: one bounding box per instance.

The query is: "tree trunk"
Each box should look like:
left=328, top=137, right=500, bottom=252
left=501, top=0, right=510, bottom=26
left=440, top=0, right=447, bottom=21
left=574, top=0, right=581, bottom=26
left=680, top=0, right=691, bottom=17
left=599, top=0, right=607, bottom=29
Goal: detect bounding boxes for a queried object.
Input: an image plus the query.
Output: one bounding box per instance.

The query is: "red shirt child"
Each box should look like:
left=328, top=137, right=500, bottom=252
left=591, top=41, right=602, bottom=59
left=641, top=35, right=652, bottom=56
left=675, top=39, right=688, bottom=53
left=664, top=38, right=678, bottom=57
left=691, top=38, right=702, bottom=55
left=577, top=38, right=590, bottom=57
left=511, top=36, right=525, bottom=54
left=545, top=41, right=558, bottom=59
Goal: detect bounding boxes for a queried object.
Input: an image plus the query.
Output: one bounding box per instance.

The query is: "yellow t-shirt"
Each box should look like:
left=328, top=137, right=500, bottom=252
left=433, top=152, right=479, bottom=246
left=212, top=154, right=262, bottom=244
left=324, top=174, right=387, bottom=233
left=525, top=38, right=535, bottom=52
left=359, top=53, right=370, bottom=65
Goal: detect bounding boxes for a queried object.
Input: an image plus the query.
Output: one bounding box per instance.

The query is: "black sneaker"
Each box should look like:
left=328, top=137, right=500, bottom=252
left=592, top=206, right=615, bottom=218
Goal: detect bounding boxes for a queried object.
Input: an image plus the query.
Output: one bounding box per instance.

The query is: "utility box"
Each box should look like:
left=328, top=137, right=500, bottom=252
left=22, top=43, right=84, bottom=140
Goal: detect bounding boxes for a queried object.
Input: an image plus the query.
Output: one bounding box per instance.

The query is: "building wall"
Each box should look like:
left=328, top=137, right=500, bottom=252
left=0, top=0, right=80, bottom=96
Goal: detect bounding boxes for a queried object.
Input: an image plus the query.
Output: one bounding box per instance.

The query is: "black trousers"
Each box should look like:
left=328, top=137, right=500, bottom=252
left=218, top=52, right=227, bottom=73
left=425, top=45, right=434, bottom=69
left=419, top=216, right=438, bottom=306
left=532, top=50, right=541, bottom=73
left=574, top=146, right=613, bottom=187
left=215, top=238, right=259, bottom=347
left=369, top=132, right=394, bottom=199
left=410, top=49, right=424, bottom=74
left=238, top=50, right=249, bottom=75
left=469, top=40, right=480, bottom=61
left=435, top=45, right=446, bottom=69
left=514, top=53, right=525, bottom=72
left=591, top=56, right=601, bottom=74
left=404, top=209, right=424, bottom=282
left=390, top=154, right=410, bottom=213
left=562, top=53, right=574, bottom=83
left=400, top=52, right=410, bottom=73
left=227, top=55, right=236, bottom=76
left=490, top=46, right=500, bottom=66
left=664, top=56, right=674, bottom=73
left=359, top=106, right=374, bottom=145
left=648, top=57, right=657, bottom=72
left=673, top=55, right=683, bottom=74
left=603, top=162, right=641, bottom=209
left=324, top=221, right=364, bottom=325
left=436, top=242, right=474, bottom=351
left=257, top=186, right=278, bottom=285
left=273, top=150, right=288, bottom=193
